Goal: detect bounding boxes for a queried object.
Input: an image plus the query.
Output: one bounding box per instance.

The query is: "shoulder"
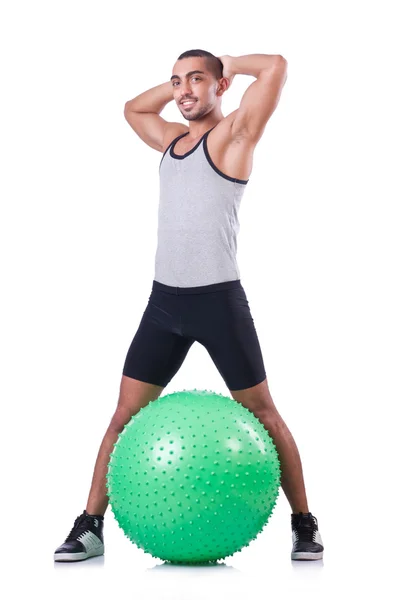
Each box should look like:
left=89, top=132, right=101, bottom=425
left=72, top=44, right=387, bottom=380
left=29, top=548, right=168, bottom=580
left=207, top=112, right=257, bottom=182
left=208, top=111, right=257, bottom=152
left=162, top=122, right=189, bottom=153
left=207, top=109, right=255, bottom=146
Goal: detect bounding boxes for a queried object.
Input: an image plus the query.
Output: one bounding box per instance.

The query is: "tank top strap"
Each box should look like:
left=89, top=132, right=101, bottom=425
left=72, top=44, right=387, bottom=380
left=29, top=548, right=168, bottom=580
left=162, top=131, right=189, bottom=159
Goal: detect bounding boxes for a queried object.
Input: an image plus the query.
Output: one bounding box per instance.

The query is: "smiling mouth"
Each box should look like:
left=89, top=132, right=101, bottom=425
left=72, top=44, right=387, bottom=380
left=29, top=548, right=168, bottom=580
left=181, top=100, right=197, bottom=107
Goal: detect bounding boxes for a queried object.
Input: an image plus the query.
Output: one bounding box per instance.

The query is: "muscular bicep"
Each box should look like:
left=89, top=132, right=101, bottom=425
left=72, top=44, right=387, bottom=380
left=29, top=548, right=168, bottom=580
left=123, top=107, right=170, bottom=152
left=231, top=57, right=288, bottom=143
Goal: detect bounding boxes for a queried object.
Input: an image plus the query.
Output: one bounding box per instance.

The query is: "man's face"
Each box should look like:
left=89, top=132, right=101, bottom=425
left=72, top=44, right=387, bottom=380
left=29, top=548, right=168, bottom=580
left=171, top=58, right=220, bottom=122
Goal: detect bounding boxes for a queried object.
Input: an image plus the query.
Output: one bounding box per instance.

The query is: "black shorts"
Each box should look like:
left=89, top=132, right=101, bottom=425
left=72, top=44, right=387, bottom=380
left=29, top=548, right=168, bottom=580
left=122, top=279, right=266, bottom=391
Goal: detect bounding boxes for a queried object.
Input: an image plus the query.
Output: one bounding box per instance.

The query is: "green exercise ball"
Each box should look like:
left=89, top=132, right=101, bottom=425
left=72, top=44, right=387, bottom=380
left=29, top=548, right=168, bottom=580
left=106, top=389, right=281, bottom=564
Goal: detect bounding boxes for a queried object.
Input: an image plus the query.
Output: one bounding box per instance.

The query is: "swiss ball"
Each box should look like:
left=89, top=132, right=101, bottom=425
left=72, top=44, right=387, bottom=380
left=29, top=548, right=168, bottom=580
left=106, top=389, right=280, bottom=564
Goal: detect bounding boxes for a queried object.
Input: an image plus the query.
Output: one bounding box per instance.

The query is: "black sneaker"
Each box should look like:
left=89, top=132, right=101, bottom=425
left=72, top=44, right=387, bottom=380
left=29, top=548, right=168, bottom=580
left=291, top=512, right=324, bottom=560
left=54, top=510, right=104, bottom=562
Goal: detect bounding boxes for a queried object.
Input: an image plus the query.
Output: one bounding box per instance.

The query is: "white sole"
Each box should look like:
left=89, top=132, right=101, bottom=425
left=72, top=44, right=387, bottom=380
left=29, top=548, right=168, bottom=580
left=54, top=544, right=104, bottom=562
left=291, top=551, right=323, bottom=560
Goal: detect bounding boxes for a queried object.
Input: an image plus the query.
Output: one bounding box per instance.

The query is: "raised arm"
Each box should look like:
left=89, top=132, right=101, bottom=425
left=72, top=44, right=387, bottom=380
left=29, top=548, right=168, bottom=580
left=124, top=81, right=183, bottom=152
left=220, top=54, right=288, bottom=143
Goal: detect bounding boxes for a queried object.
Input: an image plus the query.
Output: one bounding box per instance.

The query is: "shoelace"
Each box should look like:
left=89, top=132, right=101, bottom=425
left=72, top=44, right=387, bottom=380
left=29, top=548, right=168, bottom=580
left=294, top=513, right=317, bottom=542
left=65, top=513, right=95, bottom=542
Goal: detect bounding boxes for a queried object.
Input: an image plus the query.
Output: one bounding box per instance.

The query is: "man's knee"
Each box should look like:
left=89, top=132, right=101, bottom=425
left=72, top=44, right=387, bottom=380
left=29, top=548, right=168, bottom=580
left=256, top=406, right=283, bottom=432
left=109, top=406, right=136, bottom=433
left=231, top=377, right=277, bottom=414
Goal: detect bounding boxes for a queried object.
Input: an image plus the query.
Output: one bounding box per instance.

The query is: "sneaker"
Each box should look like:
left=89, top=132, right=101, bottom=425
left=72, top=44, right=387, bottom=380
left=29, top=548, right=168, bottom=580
left=291, top=512, right=324, bottom=560
left=54, top=510, right=104, bottom=562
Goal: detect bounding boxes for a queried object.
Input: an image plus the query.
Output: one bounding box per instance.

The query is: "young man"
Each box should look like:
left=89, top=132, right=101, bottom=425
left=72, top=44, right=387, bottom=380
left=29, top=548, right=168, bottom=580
left=54, top=49, right=324, bottom=562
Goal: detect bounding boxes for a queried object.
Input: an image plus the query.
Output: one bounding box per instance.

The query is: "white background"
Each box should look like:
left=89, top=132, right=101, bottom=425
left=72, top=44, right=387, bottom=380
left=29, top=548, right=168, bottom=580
left=1, top=0, right=396, bottom=598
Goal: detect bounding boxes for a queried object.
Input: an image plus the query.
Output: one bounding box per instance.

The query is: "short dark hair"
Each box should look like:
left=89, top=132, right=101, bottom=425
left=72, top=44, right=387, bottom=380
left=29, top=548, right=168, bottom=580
left=176, top=49, right=223, bottom=80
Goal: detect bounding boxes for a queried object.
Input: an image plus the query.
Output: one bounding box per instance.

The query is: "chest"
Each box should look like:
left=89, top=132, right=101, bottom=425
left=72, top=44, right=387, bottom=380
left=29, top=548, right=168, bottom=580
left=173, top=134, right=254, bottom=181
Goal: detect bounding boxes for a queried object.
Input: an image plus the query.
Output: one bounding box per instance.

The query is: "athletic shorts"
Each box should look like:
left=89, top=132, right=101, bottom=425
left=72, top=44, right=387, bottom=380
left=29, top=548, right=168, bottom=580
left=122, top=279, right=266, bottom=391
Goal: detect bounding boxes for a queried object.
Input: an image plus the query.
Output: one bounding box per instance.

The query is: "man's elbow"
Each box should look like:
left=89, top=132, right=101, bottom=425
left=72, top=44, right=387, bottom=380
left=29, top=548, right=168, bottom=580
left=276, top=55, right=288, bottom=67
left=274, top=55, right=288, bottom=85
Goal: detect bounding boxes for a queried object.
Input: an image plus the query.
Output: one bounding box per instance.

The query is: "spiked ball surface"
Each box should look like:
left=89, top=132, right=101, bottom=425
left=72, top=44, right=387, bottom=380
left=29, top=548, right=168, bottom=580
left=106, top=389, right=281, bottom=564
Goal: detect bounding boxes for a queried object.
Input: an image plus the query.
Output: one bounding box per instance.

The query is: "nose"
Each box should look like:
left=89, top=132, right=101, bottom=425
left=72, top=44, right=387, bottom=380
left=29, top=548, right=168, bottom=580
left=179, top=81, right=193, bottom=99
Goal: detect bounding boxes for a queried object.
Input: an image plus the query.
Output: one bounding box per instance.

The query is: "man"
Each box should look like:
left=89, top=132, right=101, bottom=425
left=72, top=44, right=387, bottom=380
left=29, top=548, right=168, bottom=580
left=54, top=49, right=324, bottom=562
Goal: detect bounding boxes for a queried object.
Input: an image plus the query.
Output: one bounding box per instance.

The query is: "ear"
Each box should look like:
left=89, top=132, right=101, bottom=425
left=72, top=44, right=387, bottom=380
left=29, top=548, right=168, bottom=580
left=218, top=76, right=231, bottom=95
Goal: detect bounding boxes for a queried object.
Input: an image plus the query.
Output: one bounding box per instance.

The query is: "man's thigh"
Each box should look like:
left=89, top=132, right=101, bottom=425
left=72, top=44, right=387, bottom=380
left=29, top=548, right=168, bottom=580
left=184, top=286, right=266, bottom=391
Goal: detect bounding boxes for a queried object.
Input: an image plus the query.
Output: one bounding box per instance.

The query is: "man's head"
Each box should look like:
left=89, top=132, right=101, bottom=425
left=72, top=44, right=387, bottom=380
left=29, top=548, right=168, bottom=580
left=171, top=49, right=227, bottom=122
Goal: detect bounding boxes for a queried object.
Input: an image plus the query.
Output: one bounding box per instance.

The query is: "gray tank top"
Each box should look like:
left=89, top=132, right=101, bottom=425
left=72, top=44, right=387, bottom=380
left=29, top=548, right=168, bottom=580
left=154, top=126, right=249, bottom=287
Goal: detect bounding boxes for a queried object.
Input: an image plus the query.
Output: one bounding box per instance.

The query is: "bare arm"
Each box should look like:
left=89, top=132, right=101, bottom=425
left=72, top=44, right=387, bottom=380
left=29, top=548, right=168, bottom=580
left=219, top=54, right=288, bottom=143
left=124, top=81, right=180, bottom=152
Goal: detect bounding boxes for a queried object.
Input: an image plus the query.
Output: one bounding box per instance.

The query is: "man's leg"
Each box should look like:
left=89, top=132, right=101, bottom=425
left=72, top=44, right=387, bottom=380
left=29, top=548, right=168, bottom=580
left=86, top=375, right=165, bottom=516
left=230, top=377, right=309, bottom=514
left=191, top=282, right=323, bottom=558
left=54, top=285, right=197, bottom=561
left=87, top=288, right=196, bottom=515
left=192, top=285, right=309, bottom=513
left=54, top=374, right=165, bottom=562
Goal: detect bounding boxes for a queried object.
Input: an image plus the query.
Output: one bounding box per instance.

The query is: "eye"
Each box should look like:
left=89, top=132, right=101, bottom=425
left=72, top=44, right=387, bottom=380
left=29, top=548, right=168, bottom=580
left=172, top=77, right=201, bottom=87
